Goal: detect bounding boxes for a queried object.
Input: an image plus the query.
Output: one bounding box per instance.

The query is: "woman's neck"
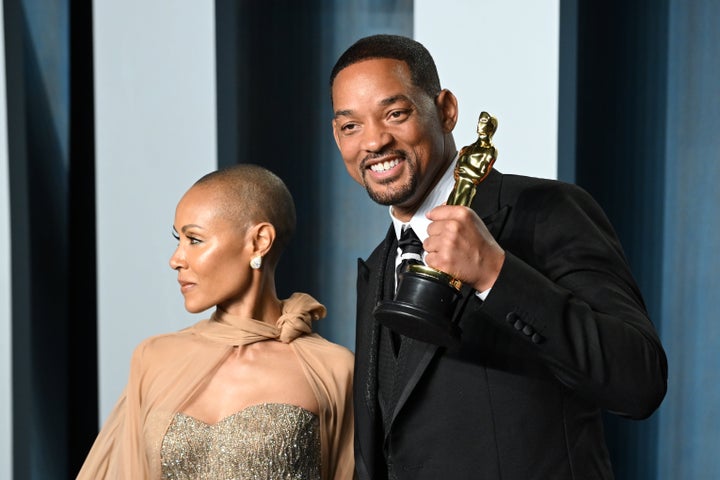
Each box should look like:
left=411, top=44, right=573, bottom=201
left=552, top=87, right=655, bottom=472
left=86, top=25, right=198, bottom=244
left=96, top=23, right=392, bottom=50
left=217, top=277, right=282, bottom=326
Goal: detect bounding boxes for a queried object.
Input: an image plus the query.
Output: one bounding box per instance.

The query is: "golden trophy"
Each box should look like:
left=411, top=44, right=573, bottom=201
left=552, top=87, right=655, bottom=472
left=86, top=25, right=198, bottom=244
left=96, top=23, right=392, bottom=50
left=373, top=112, right=499, bottom=347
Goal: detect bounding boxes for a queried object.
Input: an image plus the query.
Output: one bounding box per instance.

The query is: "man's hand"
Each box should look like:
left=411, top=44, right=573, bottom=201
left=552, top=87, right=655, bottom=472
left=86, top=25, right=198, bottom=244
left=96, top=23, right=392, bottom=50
left=424, top=204, right=505, bottom=293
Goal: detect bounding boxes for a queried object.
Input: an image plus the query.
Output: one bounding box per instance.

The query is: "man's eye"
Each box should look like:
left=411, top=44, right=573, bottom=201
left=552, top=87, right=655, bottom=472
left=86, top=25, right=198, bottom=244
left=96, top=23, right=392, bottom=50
left=389, top=110, right=409, bottom=120
left=341, top=123, right=358, bottom=133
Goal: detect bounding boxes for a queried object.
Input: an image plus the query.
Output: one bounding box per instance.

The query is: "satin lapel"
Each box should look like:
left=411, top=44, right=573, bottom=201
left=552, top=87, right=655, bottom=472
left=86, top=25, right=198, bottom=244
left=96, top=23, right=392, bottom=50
left=356, top=226, right=396, bottom=420
left=472, top=169, right=510, bottom=239
left=483, top=205, right=510, bottom=239
left=387, top=339, right=438, bottom=430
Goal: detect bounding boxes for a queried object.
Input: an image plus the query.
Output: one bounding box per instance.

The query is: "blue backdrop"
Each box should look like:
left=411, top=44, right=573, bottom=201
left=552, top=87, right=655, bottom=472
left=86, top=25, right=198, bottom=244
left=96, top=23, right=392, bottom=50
left=4, top=0, right=719, bottom=478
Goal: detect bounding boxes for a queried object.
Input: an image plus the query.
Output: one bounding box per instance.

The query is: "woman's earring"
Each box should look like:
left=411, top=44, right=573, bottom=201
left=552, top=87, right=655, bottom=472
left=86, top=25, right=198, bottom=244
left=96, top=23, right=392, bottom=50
left=250, top=255, right=262, bottom=270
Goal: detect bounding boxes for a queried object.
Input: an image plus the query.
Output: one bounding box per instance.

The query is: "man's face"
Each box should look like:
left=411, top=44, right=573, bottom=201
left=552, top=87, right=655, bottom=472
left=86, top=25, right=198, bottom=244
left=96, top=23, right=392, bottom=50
left=331, top=58, right=452, bottom=219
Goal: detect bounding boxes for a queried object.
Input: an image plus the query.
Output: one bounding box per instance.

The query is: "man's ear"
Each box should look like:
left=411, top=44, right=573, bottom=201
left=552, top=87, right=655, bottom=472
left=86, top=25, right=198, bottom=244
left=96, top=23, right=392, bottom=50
left=436, top=89, right=459, bottom=133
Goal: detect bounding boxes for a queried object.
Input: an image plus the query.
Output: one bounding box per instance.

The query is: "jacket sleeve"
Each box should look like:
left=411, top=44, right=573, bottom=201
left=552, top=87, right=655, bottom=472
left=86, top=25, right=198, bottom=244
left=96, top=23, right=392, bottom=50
left=479, top=181, right=667, bottom=419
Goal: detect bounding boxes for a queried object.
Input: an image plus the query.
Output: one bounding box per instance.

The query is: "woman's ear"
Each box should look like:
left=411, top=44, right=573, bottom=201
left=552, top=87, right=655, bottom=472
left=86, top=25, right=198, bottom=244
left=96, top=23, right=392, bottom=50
left=249, top=222, right=276, bottom=258
left=436, top=89, right=459, bottom=133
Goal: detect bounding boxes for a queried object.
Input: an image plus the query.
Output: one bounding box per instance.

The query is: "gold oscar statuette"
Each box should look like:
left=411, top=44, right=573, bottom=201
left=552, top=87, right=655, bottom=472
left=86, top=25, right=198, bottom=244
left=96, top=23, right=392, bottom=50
left=373, top=112, right=499, bottom=347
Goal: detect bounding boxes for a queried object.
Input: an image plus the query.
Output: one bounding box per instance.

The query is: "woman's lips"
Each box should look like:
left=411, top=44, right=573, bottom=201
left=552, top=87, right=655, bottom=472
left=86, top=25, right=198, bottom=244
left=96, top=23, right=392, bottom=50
left=178, top=280, right=195, bottom=293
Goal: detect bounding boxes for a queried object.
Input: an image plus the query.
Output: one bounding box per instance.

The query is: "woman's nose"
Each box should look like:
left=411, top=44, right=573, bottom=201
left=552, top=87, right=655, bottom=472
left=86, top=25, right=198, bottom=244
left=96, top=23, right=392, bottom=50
left=169, top=246, right=186, bottom=270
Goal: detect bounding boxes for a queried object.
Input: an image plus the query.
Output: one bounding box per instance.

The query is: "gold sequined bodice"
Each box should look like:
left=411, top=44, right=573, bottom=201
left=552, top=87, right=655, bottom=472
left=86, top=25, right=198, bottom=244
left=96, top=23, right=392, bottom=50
left=161, top=403, right=321, bottom=480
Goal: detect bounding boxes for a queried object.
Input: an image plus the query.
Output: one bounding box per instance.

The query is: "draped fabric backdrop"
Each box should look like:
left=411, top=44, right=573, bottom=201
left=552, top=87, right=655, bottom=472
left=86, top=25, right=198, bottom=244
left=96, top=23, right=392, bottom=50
left=1, top=0, right=718, bottom=479
left=4, top=0, right=96, bottom=477
left=658, top=2, right=720, bottom=477
left=569, top=1, right=668, bottom=477
left=0, top=2, right=11, bottom=479
left=92, top=0, right=217, bottom=436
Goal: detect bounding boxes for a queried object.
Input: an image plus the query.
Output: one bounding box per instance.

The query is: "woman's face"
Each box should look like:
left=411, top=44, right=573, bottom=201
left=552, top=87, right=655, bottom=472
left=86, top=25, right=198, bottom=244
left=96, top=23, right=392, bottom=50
left=169, top=185, right=254, bottom=314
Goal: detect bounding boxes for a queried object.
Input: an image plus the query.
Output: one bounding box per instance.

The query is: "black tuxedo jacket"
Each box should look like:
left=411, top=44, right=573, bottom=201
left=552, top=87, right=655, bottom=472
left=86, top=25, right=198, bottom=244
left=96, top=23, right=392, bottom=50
left=353, top=170, right=667, bottom=480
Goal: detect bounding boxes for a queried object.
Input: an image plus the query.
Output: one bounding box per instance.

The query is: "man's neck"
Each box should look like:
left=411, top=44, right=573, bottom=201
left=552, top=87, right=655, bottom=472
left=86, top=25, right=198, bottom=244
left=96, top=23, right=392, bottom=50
left=389, top=153, right=459, bottom=237
left=390, top=152, right=458, bottom=222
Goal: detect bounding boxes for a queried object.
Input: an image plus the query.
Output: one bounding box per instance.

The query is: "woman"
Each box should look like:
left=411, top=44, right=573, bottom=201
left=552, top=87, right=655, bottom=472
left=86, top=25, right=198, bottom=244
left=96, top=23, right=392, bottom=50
left=78, top=164, right=354, bottom=479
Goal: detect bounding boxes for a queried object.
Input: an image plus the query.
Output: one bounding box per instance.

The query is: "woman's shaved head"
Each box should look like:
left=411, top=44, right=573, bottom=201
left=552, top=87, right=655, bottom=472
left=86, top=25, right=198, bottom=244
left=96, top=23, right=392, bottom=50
left=192, top=164, right=296, bottom=261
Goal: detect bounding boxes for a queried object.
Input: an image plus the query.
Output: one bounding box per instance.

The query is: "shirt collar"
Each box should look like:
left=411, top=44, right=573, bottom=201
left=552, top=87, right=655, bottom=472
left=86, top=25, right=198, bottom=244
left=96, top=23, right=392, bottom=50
left=390, top=153, right=458, bottom=242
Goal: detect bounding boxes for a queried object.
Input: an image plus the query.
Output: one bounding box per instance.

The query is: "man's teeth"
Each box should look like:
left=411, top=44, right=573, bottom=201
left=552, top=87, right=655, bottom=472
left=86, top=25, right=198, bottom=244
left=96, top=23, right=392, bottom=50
left=370, top=159, right=400, bottom=172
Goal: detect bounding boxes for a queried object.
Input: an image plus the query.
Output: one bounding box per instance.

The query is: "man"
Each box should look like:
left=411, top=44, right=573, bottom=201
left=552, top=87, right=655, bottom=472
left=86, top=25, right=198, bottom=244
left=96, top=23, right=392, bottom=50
left=329, top=34, right=667, bottom=479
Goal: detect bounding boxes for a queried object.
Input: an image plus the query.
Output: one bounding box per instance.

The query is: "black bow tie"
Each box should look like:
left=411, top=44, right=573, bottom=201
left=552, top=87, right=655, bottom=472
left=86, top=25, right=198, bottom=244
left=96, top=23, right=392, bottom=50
left=396, top=226, right=424, bottom=283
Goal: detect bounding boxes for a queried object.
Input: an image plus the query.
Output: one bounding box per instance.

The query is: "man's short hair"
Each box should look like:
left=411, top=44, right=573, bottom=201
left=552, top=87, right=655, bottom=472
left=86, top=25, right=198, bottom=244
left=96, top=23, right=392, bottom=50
left=329, top=34, right=442, bottom=102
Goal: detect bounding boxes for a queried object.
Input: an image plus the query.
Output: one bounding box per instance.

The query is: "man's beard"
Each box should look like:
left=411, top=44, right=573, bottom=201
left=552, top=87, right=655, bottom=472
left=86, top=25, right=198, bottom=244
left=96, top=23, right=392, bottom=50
left=361, top=158, right=418, bottom=206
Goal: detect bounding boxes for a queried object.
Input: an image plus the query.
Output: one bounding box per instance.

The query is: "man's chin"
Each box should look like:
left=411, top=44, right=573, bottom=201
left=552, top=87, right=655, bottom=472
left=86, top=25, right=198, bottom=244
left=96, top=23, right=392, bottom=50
left=366, top=187, right=412, bottom=207
left=362, top=171, right=417, bottom=206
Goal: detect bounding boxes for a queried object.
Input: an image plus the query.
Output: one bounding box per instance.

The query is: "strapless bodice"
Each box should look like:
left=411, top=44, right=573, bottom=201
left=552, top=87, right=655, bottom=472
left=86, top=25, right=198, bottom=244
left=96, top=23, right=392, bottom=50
left=160, top=403, right=320, bottom=479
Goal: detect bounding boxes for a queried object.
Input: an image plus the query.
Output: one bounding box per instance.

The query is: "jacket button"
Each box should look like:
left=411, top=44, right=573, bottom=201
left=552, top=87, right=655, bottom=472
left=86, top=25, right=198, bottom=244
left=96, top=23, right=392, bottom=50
left=513, top=319, right=524, bottom=330
left=506, top=312, right=519, bottom=324
left=531, top=332, right=544, bottom=344
left=522, top=325, right=534, bottom=336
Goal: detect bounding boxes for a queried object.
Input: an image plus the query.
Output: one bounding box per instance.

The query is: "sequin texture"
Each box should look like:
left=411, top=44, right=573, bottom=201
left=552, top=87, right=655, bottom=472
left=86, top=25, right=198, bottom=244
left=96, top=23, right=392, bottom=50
left=161, top=403, right=320, bottom=479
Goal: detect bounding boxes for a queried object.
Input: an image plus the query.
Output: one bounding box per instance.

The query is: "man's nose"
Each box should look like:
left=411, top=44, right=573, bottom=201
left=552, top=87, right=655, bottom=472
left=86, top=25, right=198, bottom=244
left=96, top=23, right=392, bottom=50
left=361, top=121, right=392, bottom=152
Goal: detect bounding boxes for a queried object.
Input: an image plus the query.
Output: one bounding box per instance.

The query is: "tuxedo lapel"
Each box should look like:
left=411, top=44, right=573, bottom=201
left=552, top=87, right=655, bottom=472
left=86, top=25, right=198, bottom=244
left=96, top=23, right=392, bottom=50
left=355, top=257, right=376, bottom=415
left=356, top=226, right=396, bottom=418
left=483, top=205, right=510, bottom=239
left=386, top=339, right=438, bottom=430
left=355, top=226, right=398, bottom=478
left=472, top=169, right=510, bottom=239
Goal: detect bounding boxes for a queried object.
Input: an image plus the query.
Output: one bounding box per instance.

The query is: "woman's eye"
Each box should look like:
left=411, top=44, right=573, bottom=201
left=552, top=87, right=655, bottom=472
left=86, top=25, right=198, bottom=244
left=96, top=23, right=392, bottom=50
left=188, top=237, right=201, bottom=245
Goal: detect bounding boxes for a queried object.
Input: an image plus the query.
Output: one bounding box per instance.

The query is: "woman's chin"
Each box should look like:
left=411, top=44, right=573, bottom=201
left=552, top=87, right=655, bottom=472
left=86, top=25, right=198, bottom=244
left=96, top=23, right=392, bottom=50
left=185, top=301, right=212, bottom=315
